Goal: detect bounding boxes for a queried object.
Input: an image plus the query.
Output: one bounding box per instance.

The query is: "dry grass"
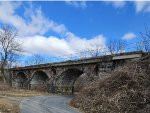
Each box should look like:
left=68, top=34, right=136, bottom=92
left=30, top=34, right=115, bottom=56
left=0, top=78, right=11, bottom=91
left=0, top=89, right=49, bottom=113
left=71, top=61, right=150, bottom=113
left=0, top=81, right=49, bottom=113
left=0, top=98, right=18, bottom=113
left=0, top=89, right=49, bottom=97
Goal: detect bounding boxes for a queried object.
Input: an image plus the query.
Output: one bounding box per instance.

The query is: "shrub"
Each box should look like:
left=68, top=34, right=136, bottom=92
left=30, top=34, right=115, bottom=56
left=71, top=61, right=150, bottom=113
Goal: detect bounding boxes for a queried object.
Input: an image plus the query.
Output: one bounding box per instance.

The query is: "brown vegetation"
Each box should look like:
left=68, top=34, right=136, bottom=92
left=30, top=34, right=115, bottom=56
left=0, top=79, right=49, bottom=113
left=71, top=61, right=150, bottom=113
left=31, top=84, right=49, bottom=92
left=0, top=88, right=49, bottom=113
left=0, top=78, right=11, bottom=91
left=0, top=97, right=20, bottom=113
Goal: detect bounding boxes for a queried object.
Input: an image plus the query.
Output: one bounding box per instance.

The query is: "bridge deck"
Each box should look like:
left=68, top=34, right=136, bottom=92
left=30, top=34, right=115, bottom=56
left=10, top=51, right=144, bottom=71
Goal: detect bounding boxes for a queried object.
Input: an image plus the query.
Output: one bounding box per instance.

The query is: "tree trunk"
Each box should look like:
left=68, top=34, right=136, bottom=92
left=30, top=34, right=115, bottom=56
left=1, top=68, right=6, bottom=83
left=3, top=76, right=6, bottom=83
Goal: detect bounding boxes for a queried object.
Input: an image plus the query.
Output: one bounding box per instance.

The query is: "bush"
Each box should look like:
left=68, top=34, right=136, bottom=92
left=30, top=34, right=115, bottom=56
left=0, top=76, right=10, bottom=91
left=71, top=62, right=150, bottom=113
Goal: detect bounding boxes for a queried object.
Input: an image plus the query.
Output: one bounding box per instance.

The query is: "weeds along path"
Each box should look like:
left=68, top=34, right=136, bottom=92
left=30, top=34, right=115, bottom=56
left=0, top=88, right=49, bottom=113
left=0, top=96, right=25, bottom=113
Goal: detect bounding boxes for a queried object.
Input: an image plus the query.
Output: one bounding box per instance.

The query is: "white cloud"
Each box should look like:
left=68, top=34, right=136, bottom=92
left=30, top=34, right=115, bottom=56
left=18, top=34, right=106, bottom=57
left=134, top=1, right=150, bottom=13
left=0, top=2, right=67, bottom=36
left=105, top=1, right=126, bottom=8
left=122, top=32, right=136, bottom=40
left=105, top=1, right=150, bottom=13
left=0, top=1, right=106, bottom=57
left=18, top=35, right=73, bottom=56
left=65, top=1, right=87, bottom=9
left=66, top=32, right=106, bottom=52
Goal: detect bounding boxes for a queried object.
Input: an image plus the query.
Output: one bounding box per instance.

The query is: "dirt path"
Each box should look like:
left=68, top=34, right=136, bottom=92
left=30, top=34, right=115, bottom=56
left=20, top=95, right=82, bottom=113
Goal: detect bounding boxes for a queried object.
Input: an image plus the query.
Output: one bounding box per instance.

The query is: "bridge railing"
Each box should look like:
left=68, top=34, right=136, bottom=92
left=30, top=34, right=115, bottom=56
left=17, top=47, right=144, bottom=67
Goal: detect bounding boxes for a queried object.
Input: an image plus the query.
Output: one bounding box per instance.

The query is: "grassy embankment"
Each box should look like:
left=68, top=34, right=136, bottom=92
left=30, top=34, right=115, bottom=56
left=0, top=81, right=49, bottom=113
left=71, top=62, right=150, bottom=113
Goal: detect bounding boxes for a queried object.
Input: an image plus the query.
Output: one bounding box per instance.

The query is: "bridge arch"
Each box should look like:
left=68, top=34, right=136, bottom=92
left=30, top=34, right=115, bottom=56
left=30, top=70, right=49, bottom=91
left=55, top=68, right=84, bottom=94
left=16, top=72, right=27, bottom=88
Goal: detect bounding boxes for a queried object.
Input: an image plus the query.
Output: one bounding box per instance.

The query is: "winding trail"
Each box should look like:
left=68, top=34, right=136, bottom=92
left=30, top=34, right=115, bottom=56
left=20, top=95, right=82, bottom=113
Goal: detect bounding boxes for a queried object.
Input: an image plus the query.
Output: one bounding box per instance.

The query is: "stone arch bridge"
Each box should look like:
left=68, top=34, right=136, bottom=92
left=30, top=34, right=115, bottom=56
left=9, top=51, right=145, bottom=94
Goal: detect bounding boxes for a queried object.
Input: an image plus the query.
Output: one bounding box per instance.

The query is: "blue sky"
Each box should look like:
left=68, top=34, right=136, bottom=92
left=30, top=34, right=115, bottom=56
left=0, top=1, right=150, bottom=64
left=35, top=1, right=150, bottom=39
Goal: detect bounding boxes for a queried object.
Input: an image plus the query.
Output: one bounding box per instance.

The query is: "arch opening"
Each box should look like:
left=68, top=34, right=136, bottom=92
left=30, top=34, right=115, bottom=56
left=74, top=73, right=88, bottom=93
left=16, top=72, right=27, bottom=88
left=55, top=68, right=84, bottom=94
left=30, top=71, right=49, bottom=91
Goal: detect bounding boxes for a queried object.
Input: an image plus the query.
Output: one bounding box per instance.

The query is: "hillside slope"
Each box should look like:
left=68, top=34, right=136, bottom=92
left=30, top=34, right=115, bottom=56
left=71, top=62, right=150, bottom=113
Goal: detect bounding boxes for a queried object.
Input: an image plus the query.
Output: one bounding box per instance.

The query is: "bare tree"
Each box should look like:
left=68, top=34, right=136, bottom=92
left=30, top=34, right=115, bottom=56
left=80, top=41, right=104, bottom=58
left=106, top=39, right=126, bottom=55
left=79, top=50, right=88, bottom=59
left=25, top=54, right=46, bottom=66
left=88, top=43, right=103, bottom=57
left=106, top=40, right=116, bottom=55
left=138, top=26, right=150, bottom=52
left=79, top=48, right=102, bottom=59
left=0, top=25, right=22, bottom=83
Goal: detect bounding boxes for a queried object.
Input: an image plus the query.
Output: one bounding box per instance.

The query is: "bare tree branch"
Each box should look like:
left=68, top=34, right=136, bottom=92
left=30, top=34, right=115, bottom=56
left=25, top=54, right=46, bottom=66
left=139, top=26, right=150, bottom=52
left=0, top=25, right=22, bottom=83
left=106, top=39, right=126, bottom=55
